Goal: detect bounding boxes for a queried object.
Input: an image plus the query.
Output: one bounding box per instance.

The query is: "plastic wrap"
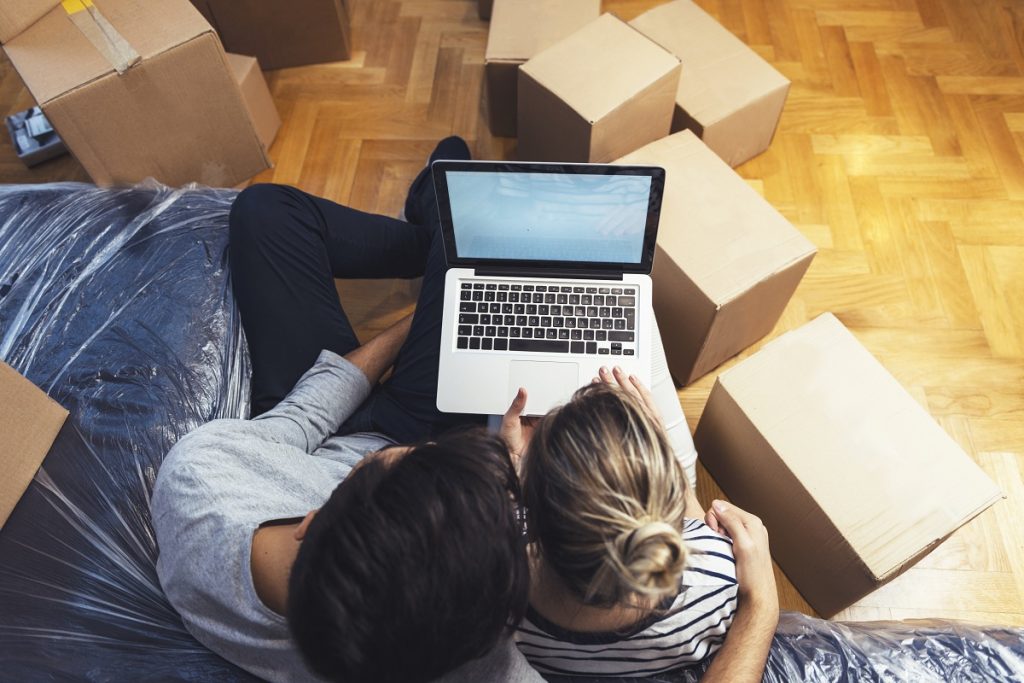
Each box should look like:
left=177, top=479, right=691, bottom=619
left=0, top=182, right=1021, bottom=682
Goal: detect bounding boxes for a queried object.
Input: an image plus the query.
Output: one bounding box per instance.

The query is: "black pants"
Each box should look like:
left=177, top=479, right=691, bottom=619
left=228, top=173, right=479, bottom=443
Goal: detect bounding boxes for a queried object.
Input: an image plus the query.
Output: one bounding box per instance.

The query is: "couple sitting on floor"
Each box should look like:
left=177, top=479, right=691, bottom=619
left=151, top=137, right=779, bottom=683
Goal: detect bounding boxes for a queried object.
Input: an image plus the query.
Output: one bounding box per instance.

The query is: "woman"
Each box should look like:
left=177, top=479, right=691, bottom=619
left=503, top=366, right=743, bottom=678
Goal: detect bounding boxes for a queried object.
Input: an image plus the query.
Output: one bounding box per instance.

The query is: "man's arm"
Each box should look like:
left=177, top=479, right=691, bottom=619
left=700, top=500, right=779, bottom=683
left=251, top=314, right=414, bottom=452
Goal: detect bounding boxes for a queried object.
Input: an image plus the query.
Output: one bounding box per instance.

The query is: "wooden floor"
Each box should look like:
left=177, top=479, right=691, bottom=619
left=2, top=0, right=1023, bottom=627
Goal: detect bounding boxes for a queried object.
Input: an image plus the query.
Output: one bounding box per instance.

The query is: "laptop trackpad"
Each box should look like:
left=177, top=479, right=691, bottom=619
left=508, top=360, right=579, bottom=415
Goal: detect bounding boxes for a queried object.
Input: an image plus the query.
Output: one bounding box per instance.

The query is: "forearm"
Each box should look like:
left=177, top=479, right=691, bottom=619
left=344, top=314, right=413, bottom=386
left=699, top=598, right=778, bottom=683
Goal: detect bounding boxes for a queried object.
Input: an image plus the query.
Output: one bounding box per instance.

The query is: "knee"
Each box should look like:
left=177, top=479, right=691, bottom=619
left=229, top=184, right=293, bottom=249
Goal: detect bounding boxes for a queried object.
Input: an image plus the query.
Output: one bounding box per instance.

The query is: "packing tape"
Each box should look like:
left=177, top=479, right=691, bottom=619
left=62, top=0, right=140, bottom=75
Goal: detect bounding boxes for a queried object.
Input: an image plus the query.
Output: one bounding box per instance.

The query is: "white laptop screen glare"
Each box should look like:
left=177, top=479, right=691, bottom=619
left=445, top=171, right=652, bottom=264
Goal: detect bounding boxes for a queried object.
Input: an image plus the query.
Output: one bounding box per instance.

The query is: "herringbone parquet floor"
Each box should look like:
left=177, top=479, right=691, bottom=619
left=2, top=0, right=1022, bottom=626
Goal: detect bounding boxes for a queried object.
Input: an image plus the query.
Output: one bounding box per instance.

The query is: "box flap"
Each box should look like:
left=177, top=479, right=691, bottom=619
left=226, top=52, right=280, bottom=152
left=3, top=0, right=211, bottom=105
left=630, top=0, right=789, bottom=127
left=520, top=13, right=680, bottom=124
left=485, top=0, right=600, bottom=63
left=0, top=361, right=68, bottom=529
left=0, top=0, right=57, bottom=43
left=617, top=130, right=815, bottom=305
left=717, top=313, right=1003, bottom=579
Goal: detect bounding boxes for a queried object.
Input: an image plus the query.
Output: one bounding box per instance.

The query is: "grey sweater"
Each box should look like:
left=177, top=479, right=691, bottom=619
left=152, top=350, right=542, bottom=683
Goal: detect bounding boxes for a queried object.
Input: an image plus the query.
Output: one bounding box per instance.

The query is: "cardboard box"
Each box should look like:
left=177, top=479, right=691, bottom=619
left=226, top=53, right=280, bottom=153
left=630, top=0, right=790, bottom=167
left=616, top=131, right=816, bottom=386
left=0, top=361, right=68, bottom=530
left=194, top=0, right=350, bottom=70
left=517, top=13, right=680, bottom=163
left=485, top=0, right=600, bottom=137
left=693, top=313, right=1004, bottom=617
left=1, top=0, right=271, bottom=187
left=479, top=0, right=493, bottom=21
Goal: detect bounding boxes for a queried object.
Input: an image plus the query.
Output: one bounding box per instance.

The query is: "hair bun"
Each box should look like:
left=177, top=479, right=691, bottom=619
left=614, top=521, right=686, bottom=597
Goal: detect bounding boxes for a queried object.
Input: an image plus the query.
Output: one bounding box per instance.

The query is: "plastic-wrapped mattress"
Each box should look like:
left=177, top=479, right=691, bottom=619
left=0, top=182, right=1021, bottom=682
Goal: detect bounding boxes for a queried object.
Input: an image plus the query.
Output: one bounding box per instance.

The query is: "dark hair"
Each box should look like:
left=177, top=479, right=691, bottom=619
left=287, top=429, right=529, bottom=683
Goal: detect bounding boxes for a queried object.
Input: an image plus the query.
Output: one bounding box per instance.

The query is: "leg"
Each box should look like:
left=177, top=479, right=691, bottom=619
left=342, top=138, right=484, bottom=442
left=229, top=184, right=431, bottom=415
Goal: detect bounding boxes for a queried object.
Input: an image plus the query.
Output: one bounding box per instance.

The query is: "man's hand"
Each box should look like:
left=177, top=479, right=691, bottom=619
left=705, top=500, right=777, bottom=615
left=500, top=387, right=538, bottom=470
left=698, top=500, right=778, bottom=683
left=592, top=366, right=664, bottom=430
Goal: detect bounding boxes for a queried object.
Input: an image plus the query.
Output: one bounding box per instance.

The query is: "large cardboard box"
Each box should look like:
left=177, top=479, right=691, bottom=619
left=517, top=13, right=680, bottom=163
left=694, top=314, right=1004, bottom=617
left=226, top=53, right=281, bottom=153
left=617, top=131, right=816, bottom=386
left=1, top=0, right=270, bottom=187
left=0, top=362, right=68, bottom=530
left=485, top=0, right=600, bottom=137
left=194, top=0, right=350, bottom=70
left=630, top=0, right=790, bottom=167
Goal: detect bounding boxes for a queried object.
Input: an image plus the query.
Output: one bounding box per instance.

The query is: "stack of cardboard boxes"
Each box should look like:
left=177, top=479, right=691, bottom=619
left=0, top=0, right=283, bottom=187
left=479, top=0, right=1004, bottom=617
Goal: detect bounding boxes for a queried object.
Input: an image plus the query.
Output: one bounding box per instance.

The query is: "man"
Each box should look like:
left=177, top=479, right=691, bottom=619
left=152, top=137, right=778, bottom=682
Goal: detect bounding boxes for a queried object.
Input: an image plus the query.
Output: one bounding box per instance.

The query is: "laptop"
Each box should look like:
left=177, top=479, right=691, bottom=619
left=433, top=160, right=666, bottom=416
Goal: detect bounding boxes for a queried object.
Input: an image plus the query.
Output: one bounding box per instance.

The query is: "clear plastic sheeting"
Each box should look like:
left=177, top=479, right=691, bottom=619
left=0, top=182, right=256, bottom=681
left=548, top=611, right=1024, bottom=683
left=0, top=182, right=1021, bottom=682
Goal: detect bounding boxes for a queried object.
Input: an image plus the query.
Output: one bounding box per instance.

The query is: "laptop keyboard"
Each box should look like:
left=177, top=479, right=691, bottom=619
left=455, top=281, right=637, bottom=356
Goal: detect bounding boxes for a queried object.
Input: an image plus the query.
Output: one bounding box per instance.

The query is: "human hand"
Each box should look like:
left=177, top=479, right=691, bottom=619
left=705, top=500, right=778, bottom=618
left=592, top=365, right=664, bottom=430
left=500, top=387, right=539, bottom=470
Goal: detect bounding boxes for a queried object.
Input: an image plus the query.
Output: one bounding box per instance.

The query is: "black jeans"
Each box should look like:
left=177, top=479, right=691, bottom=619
left=228, top=181, right=480, bottom=444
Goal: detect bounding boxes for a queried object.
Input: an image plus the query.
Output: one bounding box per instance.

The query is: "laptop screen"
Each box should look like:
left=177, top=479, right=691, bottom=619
left=432, top=161, right=664, bottom=274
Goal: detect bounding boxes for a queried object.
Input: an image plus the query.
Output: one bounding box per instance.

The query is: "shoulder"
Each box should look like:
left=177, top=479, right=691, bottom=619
left=680, top=518, right=737, bottom=586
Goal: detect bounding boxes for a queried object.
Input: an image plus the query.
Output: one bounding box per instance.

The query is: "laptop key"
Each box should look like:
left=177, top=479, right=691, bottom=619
left=459, top=314, right=478, bottom=324
left=485, top=291, right=496, bottom=301
left=457, top=337, right=469, bottom=349
left=472, top=291, right=483, bottom=301
left=571, top=341, right=584, bottom=353
left=598, top=347, right=610, bottom=355
left=600, top=307, right=611, bottom=317
left=602, top=319, right=614, bottom=329
left=565, top=318, right=576, bottom=328
left=558, top=329, right=570, bottom=340
left=611, top=348, right=622, bottom=355
left=511, top=284, right=522, bottom=291
left=599, top=287, right=610, bottom=294
left=527, top=305, right=537, bottom=314
left=587, top=307, right=598, bottom=317
left=460, top=302, right=474, bottom=312
left=576, top=317, right=587, bottom=328
left=553, top=317, right=564, bottom=327
left=470, top=338, right=481, bottom=349
left=495, top=338, right=509, bottom=351
left=523, top=285, right=534, bottom=291
left=618, top=296, right=636, bottom=307
left=458, top=325, right=471, bottom=335
left=560, top=286, right=572, bottom=293
left=486, top=284, right=497, bottom=290
left=612, top=288, right=622, bottom=294
left=498, top=327, right=509, bottom=337
left=529, top=316, right=540, bottom=326
left=480, top=315, right=491, bottom=325
left=612, top=307, right=623, bottom=318
left=606, top=296, right=617, bottom=306
left=460, top=291, right=471, bottom=301
left=585, top=287, right=597, bottom=294
left=490, top=304, right=501, bottom=313
left=571, top=329, right=582, bottom=340
left=515, top=304, right=525, bottom=314
left=550, top=305, right=560, bottom=316
left=590, top=319, right=602, bottom=329
left=624, top=348, right=635, bottom=356
left=584, top=330, right=595, bottom=340
left=522, top=328, right=533, bottom=338
left=541, top=317, right=552, bottom=327
left=544, top=294, right=556, bottom=303
left=502, top=304, right=513, bottom=314
left=586, top=342, right=597, bottom=354
left=536, top=285, right=546, bottom=292
left=510, top=339, right=569, bottom=353
left=497, top=292, right=508, bottom=302
left=533, top=328, right=544, bottom=338
left=597, top=330, right=607, bottom=341
left=482, top=338, right=493, bottom=350
left=504, top=315, right=515, bottom=325
left=609, top=331, right=634, bottom=342
left=569, top=295, right=580, bottom=305
left=498, top=284, right=509, bottom=290
left=614, top=319, right=626, bottom=330
left=473, top=326, right=484, bottom=336
left=461, top=283, right=472, bottom=289
left=509, top=292, right=520, bottom=302
left=546, top=329, right=558, bottom=340
left=510, top=328, right=521, bottom=338
left=486, top=326, right=496, bottom=336
left=538, top=305, right=549, bottom=315
left=516, top=316, right=527, bottom=326
left=581, top=295, right=592, bottom=305
left=473, top=283, right=485, bottom=290
left=557, top=294, right=568, bottom=304
left=573, top=287, right=584, bottom=293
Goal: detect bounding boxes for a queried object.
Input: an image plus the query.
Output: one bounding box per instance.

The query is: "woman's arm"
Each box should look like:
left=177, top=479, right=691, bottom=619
left=700, top=500, right=779, bottom=683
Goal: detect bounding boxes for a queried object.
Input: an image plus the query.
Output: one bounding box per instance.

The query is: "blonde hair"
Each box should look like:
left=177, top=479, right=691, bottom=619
left=522, top=383, right=689, bottom=608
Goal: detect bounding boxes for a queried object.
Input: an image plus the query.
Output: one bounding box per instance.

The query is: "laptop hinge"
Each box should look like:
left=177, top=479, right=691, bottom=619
left=474, top=267, right=623, bottom=281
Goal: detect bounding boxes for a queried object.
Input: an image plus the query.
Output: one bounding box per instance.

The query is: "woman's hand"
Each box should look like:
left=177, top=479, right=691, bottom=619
left=500, top=387, right=539, bottom=470
left=705, top=500, right=778, bottom=617
left=592, top=365, right=664, bottom=430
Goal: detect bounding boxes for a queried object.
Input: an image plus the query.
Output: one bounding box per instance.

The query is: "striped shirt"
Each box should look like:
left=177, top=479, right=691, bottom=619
left=515, top=519, right=738, bottom=677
